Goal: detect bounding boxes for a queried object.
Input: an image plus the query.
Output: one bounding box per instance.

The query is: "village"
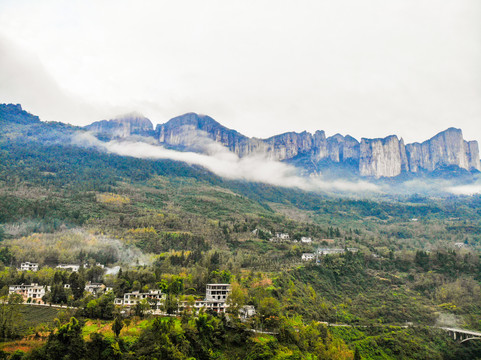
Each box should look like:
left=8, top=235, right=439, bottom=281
left=262, top=231, right=359, bottom=263
left=6, top=233, right=355, bottom=318
left=9, top=262, right=257, bottom=320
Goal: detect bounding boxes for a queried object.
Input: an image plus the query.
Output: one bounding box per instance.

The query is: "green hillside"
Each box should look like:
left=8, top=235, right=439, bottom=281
left=1, top=104, right=481, bottom=359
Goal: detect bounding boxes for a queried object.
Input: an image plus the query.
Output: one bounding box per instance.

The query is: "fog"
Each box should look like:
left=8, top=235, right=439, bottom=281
left=74, top=129, right=481, bottom=197
left=1, top=1, right=480, bottom=144
left=446, top=183, right=481, bottom=195
left=75, top=131, right=379, bottom=194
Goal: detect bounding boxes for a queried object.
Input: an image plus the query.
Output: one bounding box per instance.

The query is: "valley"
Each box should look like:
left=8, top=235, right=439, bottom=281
left=1, top=104, right=481, bottom=359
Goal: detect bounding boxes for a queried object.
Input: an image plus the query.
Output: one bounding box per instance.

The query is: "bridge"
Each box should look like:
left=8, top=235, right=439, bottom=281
left=439, top=327, right=481, bottom=342
left=326, top=322, right=481, bottom=343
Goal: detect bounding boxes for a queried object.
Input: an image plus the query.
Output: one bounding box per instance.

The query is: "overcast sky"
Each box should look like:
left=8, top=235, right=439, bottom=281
left=0, top=0, right=480, bottom=144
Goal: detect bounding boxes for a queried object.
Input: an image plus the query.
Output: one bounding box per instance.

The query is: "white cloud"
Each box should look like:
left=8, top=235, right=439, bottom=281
left=74, top=131, right=379, bottom=194
left=0, top=1, right=480, bottom=145
left=446, top=183, right=481, bottom=195
left=0, top=36, right=118, bottom=124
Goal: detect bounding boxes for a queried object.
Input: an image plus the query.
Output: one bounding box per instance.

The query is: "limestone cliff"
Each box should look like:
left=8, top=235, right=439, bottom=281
left=86, top=112, right=480, bottom=178
left=406, top=128, right=480, bottom=173
left=86, top=113, right=154, bottom=138
left=359, top=136, right=408, bottom=177
left=466, top=140, right=481, bottom=171
left=154, top=113, right=260, bottom=156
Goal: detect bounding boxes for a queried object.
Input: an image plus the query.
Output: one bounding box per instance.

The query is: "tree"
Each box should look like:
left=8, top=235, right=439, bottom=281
left=0, top=247, right=14, bottom=266
left=87, top=332, right=109, bottom=360
left=0, top=295, right=23, bottom=339
left=83, top=292, right=115, bottom=320
left=48, top=283, right=68, bottom=304
left=43, top=317, right=86, bottom=360
left=226, top=282, right=246, bottom=317
left=135, top=299, right=151, bottom=318
left=164, top=293, right=179, bottom=315
left=112, top=316, right=124, bottom=338
left=354, top=347, right=362, bottom=360
left=258, top=297, right=281, bottom=329
left=69, top=271, right=86, bottom=301
left=133, top=317, right=189, bottom=359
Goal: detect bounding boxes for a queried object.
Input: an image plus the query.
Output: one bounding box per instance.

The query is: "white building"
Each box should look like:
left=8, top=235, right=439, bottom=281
left=240, top=305, right=256, bottom=320
left=9, top=283, right=49, bottom=303
left=56, top=264, right=80, bottom=272
left=85, top=282, right=106, bottom=296
left=114, top=290, right=165, bottom=311
left=20, top=262, right=39, bottom=271
left=269, top=232, right=291, bottom=242
left=301, top=237, right=312, bottom=244
left=206, top=283, right=230, bottom=302
left=317, top=248, right=358, bottom=255
left=191, top=284, right=232, bottom=313
left=318, top=248, right=345, bottom=255
left=302, top=253, right=316, bottom=261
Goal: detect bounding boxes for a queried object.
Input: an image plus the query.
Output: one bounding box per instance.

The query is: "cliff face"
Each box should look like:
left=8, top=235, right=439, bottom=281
left=359, top=136, right=408, bottom=177
left=405, top=128, right=480, bottom=174
left=85, top=113, right=154, bottom=138
left=467, top=141, right=481, bottom=171
left=86, top=112, right=480, bottom=178
left=155, top=113, right=258, bottom=155
left=0, top=104, right=41, bottom=125
left=259, top=131, right=360, bottom=165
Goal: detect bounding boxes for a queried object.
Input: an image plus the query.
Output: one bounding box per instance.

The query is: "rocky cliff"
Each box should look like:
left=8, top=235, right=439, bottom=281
left=405, top=128, right=480, bottom=174
left=154, top=113, right=262, bottom=155
left=85, top=112, right=481, bottom=178
left=86, top=113, right=154, bottom=138
left=359, top=136, right=408, bottom=177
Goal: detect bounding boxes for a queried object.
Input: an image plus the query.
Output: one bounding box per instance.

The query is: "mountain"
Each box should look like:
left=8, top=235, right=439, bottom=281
left=0, top=103, right=41, bottom=125
left=86, top=112, right=481, bottom=178
left=154, top=112, right=257, bottom=155
left=85, top=112, right=155, bottom=138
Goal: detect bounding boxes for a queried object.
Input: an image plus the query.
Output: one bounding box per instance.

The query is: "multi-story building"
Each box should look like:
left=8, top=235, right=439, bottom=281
left=85, top=282, right=106, bottom=297
left=301, top=253, right=316, bottom=261
left=301, top=237, right=312, bottom=244
left=276, top=233, right=290, bottom=240
left=20, top=262, right=39, bottom=271
left=239, top=305, right=256, bottom=320
left=205, top=284, right=230, bottom=302
left=192, top=284, right=232, bottom=313
left=317, top=248, right=358, bottom=256
left=56, top=264, right=80, bottom=272
left=9, top=283, right=49, bottom=303
left=114, top=290, right=165, bottom=311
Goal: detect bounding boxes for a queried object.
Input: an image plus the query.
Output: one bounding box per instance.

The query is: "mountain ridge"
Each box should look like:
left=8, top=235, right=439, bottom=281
left=1, top=104, right=478, bottom=179
left=86, top=111, right=481, bottom=178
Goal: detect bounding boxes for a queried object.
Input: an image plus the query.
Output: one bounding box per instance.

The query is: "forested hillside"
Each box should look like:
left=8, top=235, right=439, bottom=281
left=1, top=104, right=481, bottom=359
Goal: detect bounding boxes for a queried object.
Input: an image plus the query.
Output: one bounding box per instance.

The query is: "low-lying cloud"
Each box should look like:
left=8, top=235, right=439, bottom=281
left=75, top=131, right=379, bottom=194
left=446, top=183, right=481, bottom=195
left=75, top=130, right=481, bottom=197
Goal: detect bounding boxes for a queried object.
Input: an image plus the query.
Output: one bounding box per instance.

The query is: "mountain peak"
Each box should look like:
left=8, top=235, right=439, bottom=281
left=85, top=113, right=153, bottom=138
left=82, top=107, right=480, bottom=178
left=0, top=103, right=41, bottom=124
left=161, top=112, right=238, bottom=134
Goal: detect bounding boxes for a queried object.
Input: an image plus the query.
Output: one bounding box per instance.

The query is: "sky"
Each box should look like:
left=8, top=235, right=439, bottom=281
left=0, top=0, right=480, bottom=144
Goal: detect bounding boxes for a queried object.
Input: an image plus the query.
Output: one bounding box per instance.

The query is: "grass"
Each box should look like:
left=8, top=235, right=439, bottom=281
left=82, top=317, right=154, bottom=342
left=0, top=337, right=46, bottom=355
left=17, top=305, right=66, bottom=333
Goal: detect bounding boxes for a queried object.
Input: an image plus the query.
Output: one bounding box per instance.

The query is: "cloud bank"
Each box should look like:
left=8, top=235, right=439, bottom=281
left=446, top=183, right=481, bottom=195
left=75, top=129, right=481, bottom=197
left=1, top=1, right=480, bottom=144
left=74, top=131, right=379, bottom=194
